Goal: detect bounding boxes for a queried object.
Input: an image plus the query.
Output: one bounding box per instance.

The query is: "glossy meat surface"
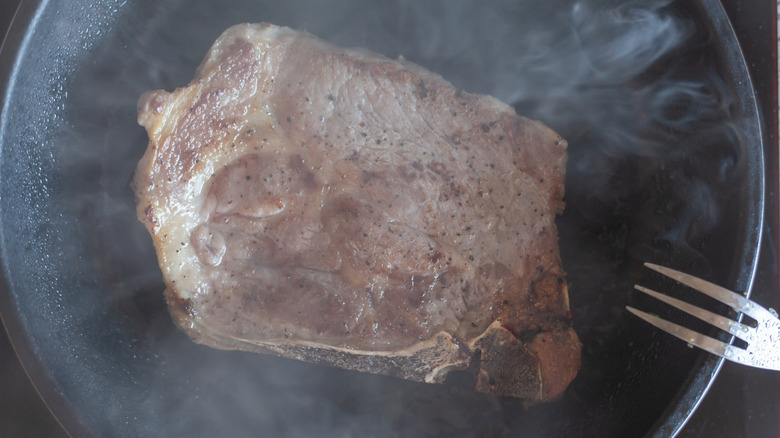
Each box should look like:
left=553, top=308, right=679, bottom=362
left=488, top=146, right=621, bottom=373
left=134, top=23, right=580, bottom=401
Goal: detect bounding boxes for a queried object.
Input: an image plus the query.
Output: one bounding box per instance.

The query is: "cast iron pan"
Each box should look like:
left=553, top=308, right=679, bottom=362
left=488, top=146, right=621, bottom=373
left=0, top=0, right=765, bottom=436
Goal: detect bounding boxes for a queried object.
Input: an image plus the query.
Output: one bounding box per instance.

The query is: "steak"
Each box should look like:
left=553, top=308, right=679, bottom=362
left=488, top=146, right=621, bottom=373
left=133, top=23, right=580, bottom=402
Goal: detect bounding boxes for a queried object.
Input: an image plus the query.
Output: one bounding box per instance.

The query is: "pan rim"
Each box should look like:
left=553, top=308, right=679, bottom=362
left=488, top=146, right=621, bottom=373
left=0, top=0, right=92, bottom=437
left=646, top=0, right=766, bottom=435
left=0, top=1, right=767, bottom=437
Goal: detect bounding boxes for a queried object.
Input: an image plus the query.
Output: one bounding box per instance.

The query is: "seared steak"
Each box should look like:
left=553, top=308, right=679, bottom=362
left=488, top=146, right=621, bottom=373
left=134, top=23, right=580, bottom=401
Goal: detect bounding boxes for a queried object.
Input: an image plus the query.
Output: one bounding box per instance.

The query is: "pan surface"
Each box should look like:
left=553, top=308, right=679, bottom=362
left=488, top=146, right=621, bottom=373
left=0, top=0, right=764, bottom=437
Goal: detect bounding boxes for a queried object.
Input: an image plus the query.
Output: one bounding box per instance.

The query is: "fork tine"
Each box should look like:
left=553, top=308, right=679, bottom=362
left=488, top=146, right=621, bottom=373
left=633, top=285, right=753, bottom=342
left=626, top=306, right=735, bottom=358
left=644, top=263, right=760, bottom=319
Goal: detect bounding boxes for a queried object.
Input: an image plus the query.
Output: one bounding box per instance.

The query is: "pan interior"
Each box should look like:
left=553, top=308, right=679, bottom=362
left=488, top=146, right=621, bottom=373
left=0, top=0, right=763, bottom=437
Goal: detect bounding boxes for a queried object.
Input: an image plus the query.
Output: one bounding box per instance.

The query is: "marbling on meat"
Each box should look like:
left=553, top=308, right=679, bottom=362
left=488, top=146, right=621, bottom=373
left=133, top=23, right=580, bottom=402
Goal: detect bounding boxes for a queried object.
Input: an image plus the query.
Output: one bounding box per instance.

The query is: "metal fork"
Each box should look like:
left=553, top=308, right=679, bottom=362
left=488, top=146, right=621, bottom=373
left=626, top=262, right=780, bottom=371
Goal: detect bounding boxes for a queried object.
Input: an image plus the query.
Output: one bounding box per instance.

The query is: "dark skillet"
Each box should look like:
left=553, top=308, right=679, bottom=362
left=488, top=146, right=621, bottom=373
left=0, top=0, right=764, bottom=437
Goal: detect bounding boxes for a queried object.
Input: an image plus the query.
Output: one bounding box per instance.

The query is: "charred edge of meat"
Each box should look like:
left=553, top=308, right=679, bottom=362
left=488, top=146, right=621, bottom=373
left=468, top=322, right=581, bottom=403
left=143, top=204, right=156, bottom=226
left=167, top=292, right=195, bottom=319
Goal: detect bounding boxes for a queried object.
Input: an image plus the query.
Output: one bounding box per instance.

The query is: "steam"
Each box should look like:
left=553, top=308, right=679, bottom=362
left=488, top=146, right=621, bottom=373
left=360, top=0, right=696, bottom=123
left=39, top=0, right=752, bottom=436
left=570, top=0, right=687, bottom=81
left=355, top=0, right=743, bottom=268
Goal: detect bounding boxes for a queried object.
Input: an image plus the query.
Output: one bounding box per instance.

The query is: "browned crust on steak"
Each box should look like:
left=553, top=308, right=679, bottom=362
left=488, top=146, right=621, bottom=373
left=134, top=23, right=580, bottom=402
